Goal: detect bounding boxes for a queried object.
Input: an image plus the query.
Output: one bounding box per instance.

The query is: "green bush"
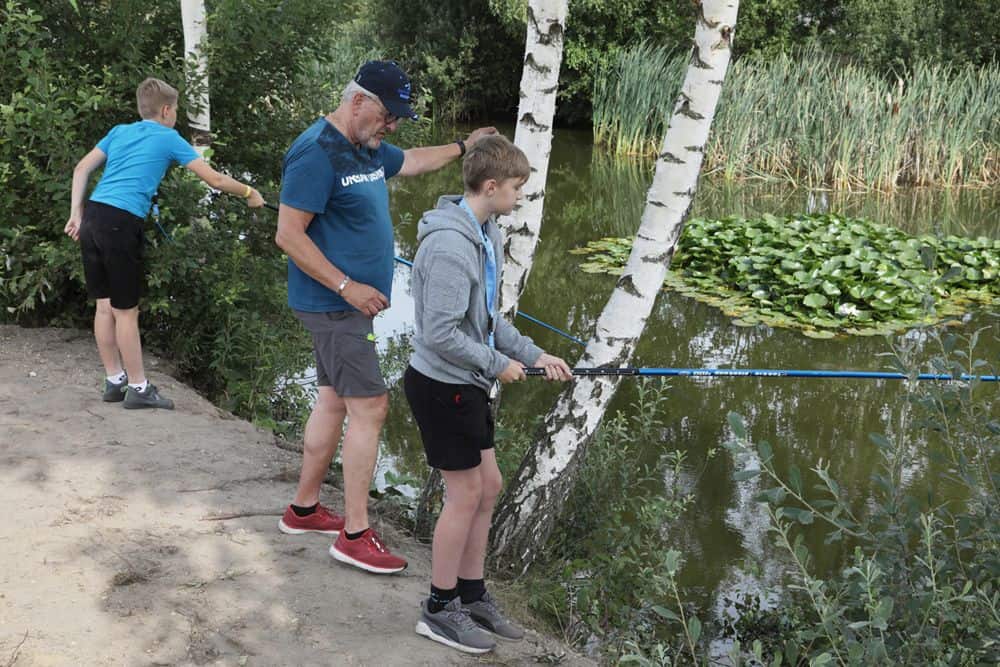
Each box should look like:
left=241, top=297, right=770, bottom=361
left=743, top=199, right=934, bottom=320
left=0, top=0, right=366, bottom=426
left=139, top=180, right=312, bottom=425
left=722, top=326, right=999, bottom=664
left=518, top=324, right=998, bottom=664
left=1, top=0, right=183, bottom=323
left=526, top=381, right=715, bottom=660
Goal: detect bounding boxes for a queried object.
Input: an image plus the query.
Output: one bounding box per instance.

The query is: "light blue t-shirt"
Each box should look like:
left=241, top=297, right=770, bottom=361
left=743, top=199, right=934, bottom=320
left=459, top=198, right=497, bottom=348
left=280, top=118, right=404, bottom=312
left=90, top=120, right=200, bottom=219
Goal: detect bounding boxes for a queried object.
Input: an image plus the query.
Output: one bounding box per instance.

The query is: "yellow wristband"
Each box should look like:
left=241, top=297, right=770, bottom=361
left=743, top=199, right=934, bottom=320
left=243, top=184, right=252, bottom=199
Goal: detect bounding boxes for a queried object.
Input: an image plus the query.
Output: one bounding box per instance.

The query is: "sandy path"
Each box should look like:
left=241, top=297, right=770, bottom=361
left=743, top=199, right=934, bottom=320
left=0, top=325, right=591, bottom=667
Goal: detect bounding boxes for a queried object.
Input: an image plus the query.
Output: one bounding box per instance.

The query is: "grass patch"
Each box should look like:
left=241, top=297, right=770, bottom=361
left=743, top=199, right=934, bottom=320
left=593, top=45, right=1000, bottom=189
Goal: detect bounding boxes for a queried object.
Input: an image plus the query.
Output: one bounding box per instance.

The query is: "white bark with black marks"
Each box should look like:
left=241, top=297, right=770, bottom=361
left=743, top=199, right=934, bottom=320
left=490, top=0, right=740, bottom=574
left=497, top=0, right=568, bottom=318
left=180, top=0, right=211, bottom=154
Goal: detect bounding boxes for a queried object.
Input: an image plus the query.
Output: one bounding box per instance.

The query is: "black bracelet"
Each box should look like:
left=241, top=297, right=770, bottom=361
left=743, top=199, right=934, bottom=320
left=456, top=139, right=466, bottom=157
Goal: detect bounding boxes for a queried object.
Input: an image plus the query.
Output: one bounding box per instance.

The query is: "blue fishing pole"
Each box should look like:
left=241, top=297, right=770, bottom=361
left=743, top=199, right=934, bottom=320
left=523, top=367, right=999, bottom=382
left=263, top=201, right=998, bottom=383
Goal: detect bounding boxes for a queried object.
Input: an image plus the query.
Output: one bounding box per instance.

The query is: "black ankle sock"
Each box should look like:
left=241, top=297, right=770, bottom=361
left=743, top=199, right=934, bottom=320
left=428, top=585, right=458, bottom=613
left=345, top=528, right=367, bottom=540
left=290, top=502, right=318, bottom=517
left=457, top=577, right=487, bottom=604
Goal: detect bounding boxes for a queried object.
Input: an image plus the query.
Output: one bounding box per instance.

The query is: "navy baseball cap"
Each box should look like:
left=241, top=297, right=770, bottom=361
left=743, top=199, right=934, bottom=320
left=354, top=60, right=418, bottom=121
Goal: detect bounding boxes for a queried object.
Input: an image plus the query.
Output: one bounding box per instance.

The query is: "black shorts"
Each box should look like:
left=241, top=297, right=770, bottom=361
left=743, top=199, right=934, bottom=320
left=403, top=366, right=494, bottom=471
left=79, top=200, right=145, bottom=309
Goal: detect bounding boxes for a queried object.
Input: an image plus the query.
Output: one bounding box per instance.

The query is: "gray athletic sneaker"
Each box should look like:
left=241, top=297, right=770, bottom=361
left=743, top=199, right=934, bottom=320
left=464, top=591, right=525, bottom=641
left=415, top=598, right=496, bottom=654
left=102, top=376, right=127, bottom=402
left=123, top=383, right=174, bottom=410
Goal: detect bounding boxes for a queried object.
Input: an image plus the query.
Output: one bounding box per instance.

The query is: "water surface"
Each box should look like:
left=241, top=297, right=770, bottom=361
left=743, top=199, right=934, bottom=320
left=366, top=126, right=998, bottom=614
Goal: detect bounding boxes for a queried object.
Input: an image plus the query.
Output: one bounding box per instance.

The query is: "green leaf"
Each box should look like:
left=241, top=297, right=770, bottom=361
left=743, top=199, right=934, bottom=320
left=651, top=605, right=680, bottom=622
left=757, top=440, right=773, bottom=463
left=803, top=328, right=836, bottom=339
left=757, top=487, right=787, bottom=504
left=869, top=433, right=891, bottom=450
left=875, top=598, right=893, bottom=623
left=664, top=550, right=682, bottom=576
left=688, top=616, right=701, bottom=644
left=788, top=464, right=803, bottom=494
left=727, top=412, right=747, bottom=440
left=784, top=640, right=801, bottom=665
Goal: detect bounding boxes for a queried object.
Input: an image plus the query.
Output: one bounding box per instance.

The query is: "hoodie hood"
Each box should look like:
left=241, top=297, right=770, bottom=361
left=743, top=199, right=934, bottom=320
left=416, top=195, right=488, bottom=246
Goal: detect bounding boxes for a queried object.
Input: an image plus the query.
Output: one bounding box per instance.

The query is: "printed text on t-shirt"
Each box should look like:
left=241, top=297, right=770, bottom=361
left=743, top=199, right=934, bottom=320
left=341, top=167, right=385, bottom=187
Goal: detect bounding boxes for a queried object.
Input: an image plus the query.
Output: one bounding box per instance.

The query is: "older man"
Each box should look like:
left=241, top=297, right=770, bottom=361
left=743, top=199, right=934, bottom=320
left=275, top=60, right=495, bottom=573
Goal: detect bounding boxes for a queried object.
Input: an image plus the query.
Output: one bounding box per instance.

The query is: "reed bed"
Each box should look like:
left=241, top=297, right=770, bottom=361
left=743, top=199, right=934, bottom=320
left=592, top=45, right=1000, bottom=189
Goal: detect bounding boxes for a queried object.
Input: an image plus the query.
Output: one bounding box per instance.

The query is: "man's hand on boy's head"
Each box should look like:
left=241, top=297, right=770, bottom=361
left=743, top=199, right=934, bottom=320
left=342, top=281, right=389, bottom=318
left=534, top=353, right=573, bottom=382
left=465, top=127, right=498, bottom=148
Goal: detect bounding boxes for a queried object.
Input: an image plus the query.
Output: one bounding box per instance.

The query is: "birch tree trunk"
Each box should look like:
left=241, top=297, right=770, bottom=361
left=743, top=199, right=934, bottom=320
left=180, top=0, right=211, bottom=155
left=497, top=0, right=568, bottom=318
left=490, top=0, right=740, bottom=574
left=413, top=0, right=567, bottom=540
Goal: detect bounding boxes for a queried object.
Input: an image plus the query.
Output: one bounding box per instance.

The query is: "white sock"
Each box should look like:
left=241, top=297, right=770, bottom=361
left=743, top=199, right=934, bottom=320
left=107, top=371, right=127, bottom=384
left=128, top=380, right=148, bottom=393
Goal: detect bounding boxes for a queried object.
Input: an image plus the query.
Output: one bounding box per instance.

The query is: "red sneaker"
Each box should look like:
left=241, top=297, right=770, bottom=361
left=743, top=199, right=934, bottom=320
left=329, top=528, right=407, bottom=574
left=278, top=504, right=345, bottom=535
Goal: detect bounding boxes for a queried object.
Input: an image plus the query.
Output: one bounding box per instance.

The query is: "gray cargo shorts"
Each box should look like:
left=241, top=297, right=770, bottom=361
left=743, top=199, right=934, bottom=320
left=294, top=310, right=387, bottom=397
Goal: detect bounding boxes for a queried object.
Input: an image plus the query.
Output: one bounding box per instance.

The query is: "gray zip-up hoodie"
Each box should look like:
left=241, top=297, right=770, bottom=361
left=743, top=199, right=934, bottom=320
left=409, top=195, right=543, bottom=392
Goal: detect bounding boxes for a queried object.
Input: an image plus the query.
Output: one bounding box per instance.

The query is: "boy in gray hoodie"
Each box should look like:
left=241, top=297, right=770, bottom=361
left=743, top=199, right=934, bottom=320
left=404, top=135, right=572, bottom=654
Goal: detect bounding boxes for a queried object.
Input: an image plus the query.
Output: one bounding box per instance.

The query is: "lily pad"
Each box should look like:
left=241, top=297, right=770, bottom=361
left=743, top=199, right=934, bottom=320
left=572, top=213, right=999, bottom=337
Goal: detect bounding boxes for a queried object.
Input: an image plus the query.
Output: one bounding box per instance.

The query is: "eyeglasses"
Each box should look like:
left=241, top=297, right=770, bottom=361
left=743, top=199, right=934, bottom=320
left=360, top=91, right=398, bottom=125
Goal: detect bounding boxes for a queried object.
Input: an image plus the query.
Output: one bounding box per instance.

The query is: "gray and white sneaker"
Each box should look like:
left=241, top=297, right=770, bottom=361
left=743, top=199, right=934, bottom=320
left=464, top=591, right=525, bottom=641
left=123, top=383, right=174, bottom=410
left=415, top=598, right=496, bottom=654
left=102, top=376, right=128, bottom=402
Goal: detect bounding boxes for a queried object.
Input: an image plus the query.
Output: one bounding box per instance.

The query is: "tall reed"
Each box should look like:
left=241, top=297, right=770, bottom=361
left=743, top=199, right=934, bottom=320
left=592, top=45, right=1000, bottom=189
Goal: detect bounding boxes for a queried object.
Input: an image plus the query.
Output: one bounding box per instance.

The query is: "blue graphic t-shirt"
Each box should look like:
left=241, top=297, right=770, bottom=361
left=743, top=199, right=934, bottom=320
left=280, top=118, right=405, bottom=312
left=90, top=120, right=200, bottom=218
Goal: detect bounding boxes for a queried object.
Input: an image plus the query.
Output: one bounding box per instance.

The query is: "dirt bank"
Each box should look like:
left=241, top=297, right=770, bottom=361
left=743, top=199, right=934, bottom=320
left=0, top=325, right=592, bottom=667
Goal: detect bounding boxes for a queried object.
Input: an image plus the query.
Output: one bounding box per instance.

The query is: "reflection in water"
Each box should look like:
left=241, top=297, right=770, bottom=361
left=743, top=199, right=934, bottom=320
left=367, top=126, right=999, bottom=621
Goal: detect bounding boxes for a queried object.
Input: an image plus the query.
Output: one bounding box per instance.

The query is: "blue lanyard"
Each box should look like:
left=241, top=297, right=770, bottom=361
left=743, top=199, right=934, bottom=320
left=459, top=198, right=496, bottom=348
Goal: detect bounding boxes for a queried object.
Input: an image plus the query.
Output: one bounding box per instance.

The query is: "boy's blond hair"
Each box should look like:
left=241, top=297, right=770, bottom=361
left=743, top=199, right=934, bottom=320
left=463, top=135, right=530, bottom=193
left=136, top=77, right=179, bottom=119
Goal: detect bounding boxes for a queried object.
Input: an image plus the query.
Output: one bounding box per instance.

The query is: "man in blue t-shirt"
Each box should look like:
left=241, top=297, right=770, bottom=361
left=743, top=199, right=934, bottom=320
left=275, top=60, right=496, bottom=574
left=65, top=77, right=265, bottom=410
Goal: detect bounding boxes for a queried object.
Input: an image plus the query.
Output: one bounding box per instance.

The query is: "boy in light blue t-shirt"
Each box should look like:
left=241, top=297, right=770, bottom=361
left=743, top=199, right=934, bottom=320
left=65, top=77, right=265, bottom=409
